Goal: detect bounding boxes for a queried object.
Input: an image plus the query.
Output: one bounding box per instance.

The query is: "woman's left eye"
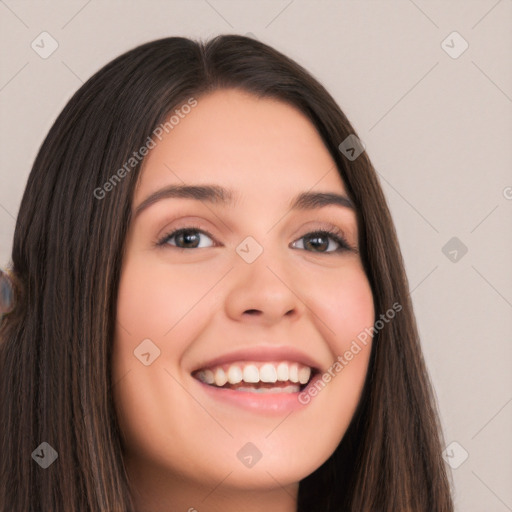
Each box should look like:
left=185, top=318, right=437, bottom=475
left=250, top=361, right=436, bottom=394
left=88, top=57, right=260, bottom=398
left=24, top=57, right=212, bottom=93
left=290, top=229, right=351, bottom=253
left=156, top=226, right=352, bottom=254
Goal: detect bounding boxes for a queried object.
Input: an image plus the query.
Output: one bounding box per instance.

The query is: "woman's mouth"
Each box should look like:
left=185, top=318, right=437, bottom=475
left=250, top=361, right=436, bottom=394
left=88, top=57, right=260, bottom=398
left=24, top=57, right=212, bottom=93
left=192, top=361, right=318, bottom=399
left=189, top=346, right=324, bottom=413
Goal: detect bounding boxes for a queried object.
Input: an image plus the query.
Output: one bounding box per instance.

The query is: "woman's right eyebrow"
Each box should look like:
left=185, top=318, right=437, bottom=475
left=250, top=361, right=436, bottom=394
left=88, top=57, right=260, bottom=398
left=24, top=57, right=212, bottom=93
left=133, top=184, right=354, bottom=219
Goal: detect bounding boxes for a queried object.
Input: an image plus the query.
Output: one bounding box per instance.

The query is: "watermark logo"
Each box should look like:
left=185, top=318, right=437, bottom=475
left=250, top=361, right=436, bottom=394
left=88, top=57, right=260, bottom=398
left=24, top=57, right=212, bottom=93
left=442, top=237, right=468, bottom=263
left=236, top=236, right=264, bottom=264
left=32, top=442, right=58, bottom=469
left=298, top=302, right=402, bottom=405
left=134, top=338, right=161, bottom=366
left=94, top=97, right=198, bottom=200
left=442, top=441, right=469, bottom=469
left=441, top=31, right=469, bottom=59
left=31, top=31, right=59, bottom=59
left=236, top=442, right=262, bottom=468
left=338, top=134, right=365, bottom=161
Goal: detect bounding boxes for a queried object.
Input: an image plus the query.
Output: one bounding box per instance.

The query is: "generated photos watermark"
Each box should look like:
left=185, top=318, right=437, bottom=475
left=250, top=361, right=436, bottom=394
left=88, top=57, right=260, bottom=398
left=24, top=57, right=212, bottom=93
left=298, top=301, right=403, bottom=405
left=94, top=97, right=198, bottom=200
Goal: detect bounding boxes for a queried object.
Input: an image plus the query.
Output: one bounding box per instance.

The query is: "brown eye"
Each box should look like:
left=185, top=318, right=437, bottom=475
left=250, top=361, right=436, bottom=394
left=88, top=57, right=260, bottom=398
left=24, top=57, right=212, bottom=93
left=157, top=227, right=215, bottom=249
left=291, top=229, right=351, bottom=254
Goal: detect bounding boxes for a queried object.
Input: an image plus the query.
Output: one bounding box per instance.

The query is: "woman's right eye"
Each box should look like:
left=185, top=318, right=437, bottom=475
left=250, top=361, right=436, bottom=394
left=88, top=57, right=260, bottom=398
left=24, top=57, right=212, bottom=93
left=156, top=226, right=216, bottom=249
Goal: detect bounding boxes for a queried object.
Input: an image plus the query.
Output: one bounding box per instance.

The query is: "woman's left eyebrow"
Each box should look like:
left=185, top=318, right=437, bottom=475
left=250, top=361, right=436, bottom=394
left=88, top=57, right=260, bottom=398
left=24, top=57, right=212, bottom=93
left=290, top=191, right=354, bottom=211
left=133, top=184, right=354, bottom=219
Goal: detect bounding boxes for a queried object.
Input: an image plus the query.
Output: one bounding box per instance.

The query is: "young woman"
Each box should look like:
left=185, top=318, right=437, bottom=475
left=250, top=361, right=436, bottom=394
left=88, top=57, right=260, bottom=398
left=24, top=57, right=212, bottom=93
left=0, top=35, right=454, bottom=511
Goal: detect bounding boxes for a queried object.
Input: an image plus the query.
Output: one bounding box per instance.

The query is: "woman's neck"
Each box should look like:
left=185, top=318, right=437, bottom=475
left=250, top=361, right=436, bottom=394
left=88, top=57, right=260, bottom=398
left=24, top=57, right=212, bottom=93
left=125, top=455, right=299, bottom=512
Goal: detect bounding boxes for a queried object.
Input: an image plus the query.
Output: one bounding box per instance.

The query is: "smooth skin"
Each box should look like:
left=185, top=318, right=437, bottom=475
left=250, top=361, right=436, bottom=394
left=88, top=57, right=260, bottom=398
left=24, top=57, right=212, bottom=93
left=112, top=89, right=375, bottom=512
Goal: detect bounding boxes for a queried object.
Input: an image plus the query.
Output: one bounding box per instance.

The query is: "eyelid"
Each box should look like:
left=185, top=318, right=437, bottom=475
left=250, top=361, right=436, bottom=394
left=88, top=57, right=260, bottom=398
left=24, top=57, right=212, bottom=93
left=292, top=218, right=354, bottom=242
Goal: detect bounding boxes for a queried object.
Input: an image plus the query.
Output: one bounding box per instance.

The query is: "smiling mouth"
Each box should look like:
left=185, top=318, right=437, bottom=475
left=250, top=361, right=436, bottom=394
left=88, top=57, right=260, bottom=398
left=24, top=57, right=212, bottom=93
left=192, top=361, right=318, bottom=393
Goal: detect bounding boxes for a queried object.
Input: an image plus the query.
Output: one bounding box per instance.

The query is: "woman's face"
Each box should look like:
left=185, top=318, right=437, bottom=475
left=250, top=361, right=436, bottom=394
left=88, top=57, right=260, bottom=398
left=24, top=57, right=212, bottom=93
left=112, top=88, right=375, bottom=506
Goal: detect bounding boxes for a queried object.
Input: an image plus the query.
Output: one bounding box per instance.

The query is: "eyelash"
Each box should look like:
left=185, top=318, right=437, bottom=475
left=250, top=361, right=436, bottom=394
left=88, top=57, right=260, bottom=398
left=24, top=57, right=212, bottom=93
left=155, top=224, right=354, bottom=254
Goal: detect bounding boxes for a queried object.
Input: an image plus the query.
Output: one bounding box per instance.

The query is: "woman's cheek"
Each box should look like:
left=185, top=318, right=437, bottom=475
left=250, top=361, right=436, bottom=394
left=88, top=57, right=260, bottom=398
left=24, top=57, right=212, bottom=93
left=311, top=265, right=375, bottom=347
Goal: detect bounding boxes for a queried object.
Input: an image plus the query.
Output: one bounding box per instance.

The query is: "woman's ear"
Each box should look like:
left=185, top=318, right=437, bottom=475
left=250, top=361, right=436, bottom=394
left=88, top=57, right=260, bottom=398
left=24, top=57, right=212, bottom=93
left=0, top=267, right=15, bottom=319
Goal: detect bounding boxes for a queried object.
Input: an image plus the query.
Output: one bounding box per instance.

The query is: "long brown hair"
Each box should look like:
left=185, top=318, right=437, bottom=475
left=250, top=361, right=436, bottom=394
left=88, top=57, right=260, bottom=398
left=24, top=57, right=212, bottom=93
left=0, top=35, right=454, bottom=511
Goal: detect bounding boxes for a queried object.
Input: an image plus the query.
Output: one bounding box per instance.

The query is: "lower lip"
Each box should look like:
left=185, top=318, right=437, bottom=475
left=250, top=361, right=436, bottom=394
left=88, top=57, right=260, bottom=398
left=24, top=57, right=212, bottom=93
left=193, top=374, right=320, bottom=414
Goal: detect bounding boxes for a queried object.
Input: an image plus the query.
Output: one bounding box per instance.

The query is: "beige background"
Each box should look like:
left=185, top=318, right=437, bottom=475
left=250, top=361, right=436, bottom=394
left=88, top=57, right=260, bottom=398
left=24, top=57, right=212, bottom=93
left=1, top=1, right=511, bottom=510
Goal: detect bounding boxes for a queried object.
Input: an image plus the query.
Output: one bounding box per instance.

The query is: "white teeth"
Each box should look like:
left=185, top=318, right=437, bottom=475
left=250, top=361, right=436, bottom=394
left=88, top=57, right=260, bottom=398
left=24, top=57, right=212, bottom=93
left=201, top=369, right=215, bottom=384
left=195, top=360, right=314, bottom=388
left=259, top=363, right=277, bottom=383
left=227, top=365, right=243, bottom=384
left=214, top=368, right=227, bottom=387
left=289, top=363, right=299, bottom=383
left=298, top=366, right=311, bottom=384
left=276, top=362, right=289, bottom=381
left=242, top=364, right=259, bottom=383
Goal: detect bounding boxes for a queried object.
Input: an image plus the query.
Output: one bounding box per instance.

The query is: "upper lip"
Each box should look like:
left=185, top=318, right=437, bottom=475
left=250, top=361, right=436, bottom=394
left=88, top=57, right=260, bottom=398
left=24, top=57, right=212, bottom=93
left=190, top=345, right=323, bottom=373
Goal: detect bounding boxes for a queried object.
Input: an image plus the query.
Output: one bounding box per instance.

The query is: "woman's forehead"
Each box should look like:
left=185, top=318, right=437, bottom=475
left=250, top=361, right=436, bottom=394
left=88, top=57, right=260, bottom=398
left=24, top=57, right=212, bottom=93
left=135, top=89, right=348, bottom=203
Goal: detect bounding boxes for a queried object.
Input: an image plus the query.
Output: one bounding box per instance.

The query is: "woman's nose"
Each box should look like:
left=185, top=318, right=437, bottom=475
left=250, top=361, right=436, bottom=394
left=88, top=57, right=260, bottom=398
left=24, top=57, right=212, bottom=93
left=223, top=247, right=304, bottom=326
